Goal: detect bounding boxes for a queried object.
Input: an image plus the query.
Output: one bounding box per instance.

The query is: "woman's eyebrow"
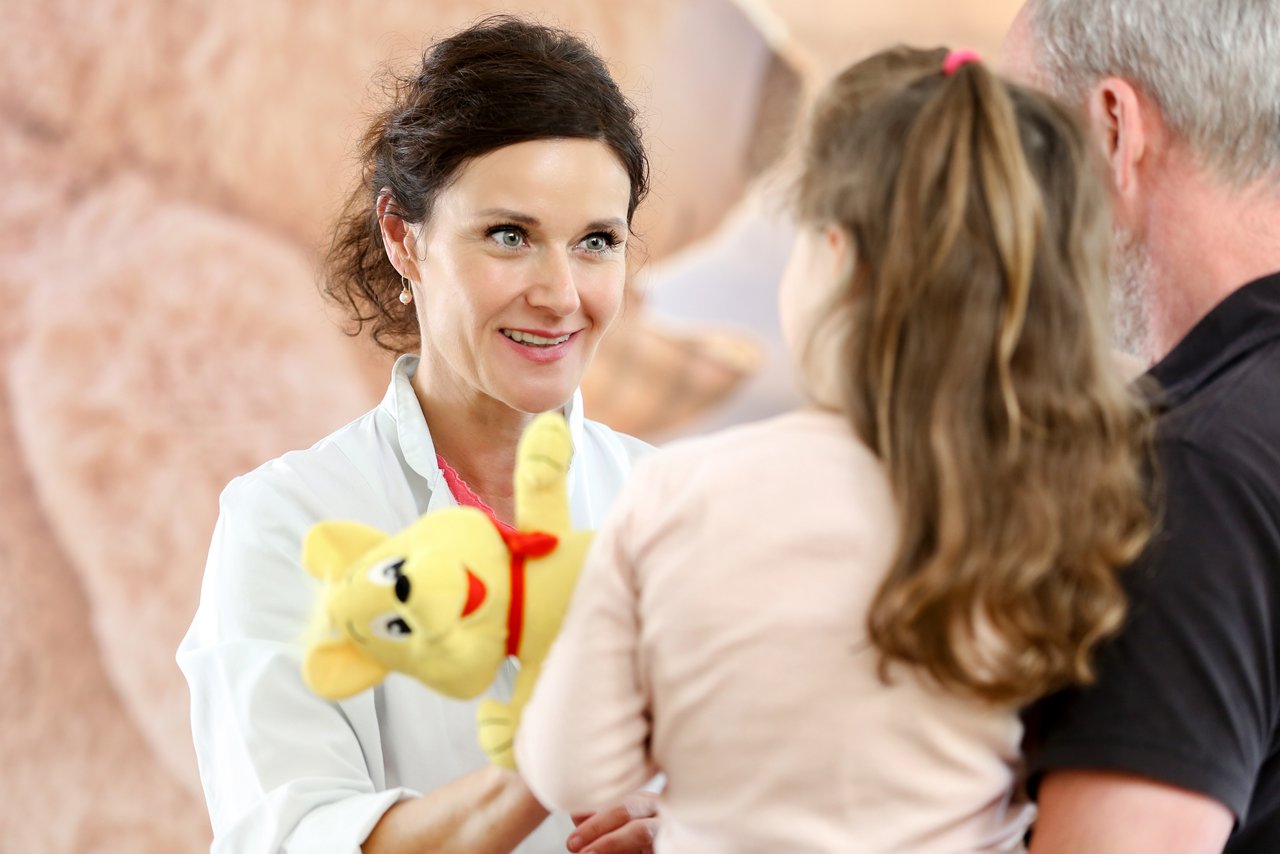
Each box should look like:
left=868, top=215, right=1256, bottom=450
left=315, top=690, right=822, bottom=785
left=471, top=209, right=626, bottom=233
left=472, top=208, right=538, bottom=225
left=585, top=217, right=627, bottom=232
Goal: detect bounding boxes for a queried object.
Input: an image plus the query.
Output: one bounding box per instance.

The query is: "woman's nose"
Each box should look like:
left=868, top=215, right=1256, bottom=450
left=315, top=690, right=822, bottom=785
left=526, top=251, right=581, bottom=316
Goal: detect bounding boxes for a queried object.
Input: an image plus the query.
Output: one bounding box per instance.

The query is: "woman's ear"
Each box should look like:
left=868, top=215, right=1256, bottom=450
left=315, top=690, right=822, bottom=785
left=376, top=189, right=420, bottom=278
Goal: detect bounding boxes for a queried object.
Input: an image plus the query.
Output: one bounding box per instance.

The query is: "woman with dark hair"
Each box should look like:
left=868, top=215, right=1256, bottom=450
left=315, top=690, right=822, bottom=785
left=179, top=17, right=657, bottom=853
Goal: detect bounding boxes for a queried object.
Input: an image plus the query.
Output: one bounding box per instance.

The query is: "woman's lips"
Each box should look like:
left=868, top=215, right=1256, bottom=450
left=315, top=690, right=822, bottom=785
left=498, top=328, right=580, bottom=363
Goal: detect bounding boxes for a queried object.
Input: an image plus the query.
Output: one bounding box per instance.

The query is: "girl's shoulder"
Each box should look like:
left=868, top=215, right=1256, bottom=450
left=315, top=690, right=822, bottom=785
left=647, top=409, right=862, bottom=472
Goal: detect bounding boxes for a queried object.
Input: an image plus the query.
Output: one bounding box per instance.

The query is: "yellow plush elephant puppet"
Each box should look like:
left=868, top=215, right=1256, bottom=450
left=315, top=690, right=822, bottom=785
left=301, top=411, right=590, bottom=768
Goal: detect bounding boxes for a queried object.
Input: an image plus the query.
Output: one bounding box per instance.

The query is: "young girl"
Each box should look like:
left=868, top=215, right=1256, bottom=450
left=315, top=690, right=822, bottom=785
left=516, top=47, right=1154, bottom=852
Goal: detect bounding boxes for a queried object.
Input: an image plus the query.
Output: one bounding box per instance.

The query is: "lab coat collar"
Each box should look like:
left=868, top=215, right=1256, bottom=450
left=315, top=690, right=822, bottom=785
left=378, top=353, right=586, bottom=497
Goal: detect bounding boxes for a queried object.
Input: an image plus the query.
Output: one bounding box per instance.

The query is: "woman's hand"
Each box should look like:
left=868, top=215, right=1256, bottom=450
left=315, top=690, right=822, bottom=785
left=565, top=792, right=658, bottom=853
left=362, top=765, right=548, bottom=854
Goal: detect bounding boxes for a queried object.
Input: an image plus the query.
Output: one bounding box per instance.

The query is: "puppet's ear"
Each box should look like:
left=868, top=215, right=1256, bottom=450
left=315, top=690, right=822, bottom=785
left=302, top=636, right=390, bottom=699
left=303, top=521, right=388, bottom=582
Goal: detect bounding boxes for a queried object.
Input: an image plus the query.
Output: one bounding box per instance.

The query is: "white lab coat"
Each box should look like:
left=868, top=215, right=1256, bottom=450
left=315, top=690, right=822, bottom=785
left=178, top=354, right=651, bottom=853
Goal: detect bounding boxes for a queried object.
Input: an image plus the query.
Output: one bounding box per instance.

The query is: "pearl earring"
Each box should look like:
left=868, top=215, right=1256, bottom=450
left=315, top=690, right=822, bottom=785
left=399, top=276, right=413, bottom=306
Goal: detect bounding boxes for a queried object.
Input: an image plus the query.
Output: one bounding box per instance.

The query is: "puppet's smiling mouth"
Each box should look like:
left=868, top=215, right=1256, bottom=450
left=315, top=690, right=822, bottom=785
left=345, top=620, right=368, bottom=644
left=461, top=568, right=486, bottom=617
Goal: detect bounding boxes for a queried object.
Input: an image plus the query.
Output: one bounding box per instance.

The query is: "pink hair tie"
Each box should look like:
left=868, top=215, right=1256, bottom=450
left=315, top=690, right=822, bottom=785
left=943, top=49, right=982, bottom=76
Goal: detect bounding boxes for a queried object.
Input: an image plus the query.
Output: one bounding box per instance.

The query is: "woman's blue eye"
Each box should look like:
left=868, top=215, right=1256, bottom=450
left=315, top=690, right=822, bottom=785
left=494, top=229, right=523, bottom=248
left=583, top=233, right=619, bottom=252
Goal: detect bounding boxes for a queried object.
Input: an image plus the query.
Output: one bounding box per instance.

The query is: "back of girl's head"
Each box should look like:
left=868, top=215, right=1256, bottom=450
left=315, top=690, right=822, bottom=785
left=326, top=16, right=649, bottom=352
left=796, top=46, right=1153, bottom=707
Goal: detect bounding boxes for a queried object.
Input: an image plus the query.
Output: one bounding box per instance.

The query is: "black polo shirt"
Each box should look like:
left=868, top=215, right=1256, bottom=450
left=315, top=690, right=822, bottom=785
left=1024, top=273, right=1280, bottom=852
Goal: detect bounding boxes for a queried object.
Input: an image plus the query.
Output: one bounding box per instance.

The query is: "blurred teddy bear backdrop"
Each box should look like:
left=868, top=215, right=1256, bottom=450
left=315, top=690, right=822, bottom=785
left=0, top=0, right=1017, bottom=849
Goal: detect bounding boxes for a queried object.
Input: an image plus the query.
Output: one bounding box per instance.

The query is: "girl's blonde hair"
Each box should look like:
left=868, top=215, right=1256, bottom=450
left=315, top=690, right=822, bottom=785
left=796, top=47, right=1154, bottom=706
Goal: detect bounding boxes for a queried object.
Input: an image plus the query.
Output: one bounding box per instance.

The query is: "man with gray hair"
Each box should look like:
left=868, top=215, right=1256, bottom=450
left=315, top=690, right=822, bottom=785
left=1004, top=1, right=1280, bottom=851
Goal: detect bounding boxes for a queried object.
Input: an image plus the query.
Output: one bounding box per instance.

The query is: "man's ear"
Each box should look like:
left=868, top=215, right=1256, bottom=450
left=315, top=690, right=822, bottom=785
left=1086, top=76, right=1148, bottom=204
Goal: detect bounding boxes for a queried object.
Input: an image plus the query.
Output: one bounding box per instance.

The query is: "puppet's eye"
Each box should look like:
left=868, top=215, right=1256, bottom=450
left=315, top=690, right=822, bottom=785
left=367, top=557, right=405, bottom=586
left=371, top=612, right=413, bottom=641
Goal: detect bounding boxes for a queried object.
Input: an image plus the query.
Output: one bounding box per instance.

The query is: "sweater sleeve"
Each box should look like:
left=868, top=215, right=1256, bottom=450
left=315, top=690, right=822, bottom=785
left=516, top=462, right=657, bottom=812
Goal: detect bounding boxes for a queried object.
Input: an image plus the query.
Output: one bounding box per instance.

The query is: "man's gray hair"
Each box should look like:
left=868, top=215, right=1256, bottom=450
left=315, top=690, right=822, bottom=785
left=1028, top=0, right=1280, bottom=185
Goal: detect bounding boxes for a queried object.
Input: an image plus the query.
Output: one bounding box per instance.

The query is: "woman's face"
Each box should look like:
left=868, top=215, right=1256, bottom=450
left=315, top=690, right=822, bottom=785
left=405, top=138, right=632, bottom=415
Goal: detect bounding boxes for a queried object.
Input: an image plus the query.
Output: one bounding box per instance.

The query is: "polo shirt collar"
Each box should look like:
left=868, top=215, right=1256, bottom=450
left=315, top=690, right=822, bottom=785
left=1147, top=272, right=1280, bottom=408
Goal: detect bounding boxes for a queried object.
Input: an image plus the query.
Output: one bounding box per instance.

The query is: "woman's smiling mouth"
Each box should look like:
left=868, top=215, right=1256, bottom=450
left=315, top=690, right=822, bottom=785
left=497, top=328, right=580, bottom=364
left=500, top=328, right=573, bottom=347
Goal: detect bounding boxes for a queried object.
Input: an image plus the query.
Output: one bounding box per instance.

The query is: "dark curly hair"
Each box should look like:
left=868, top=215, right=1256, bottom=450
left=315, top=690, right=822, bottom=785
left=325, top=16, right=650, bottom=353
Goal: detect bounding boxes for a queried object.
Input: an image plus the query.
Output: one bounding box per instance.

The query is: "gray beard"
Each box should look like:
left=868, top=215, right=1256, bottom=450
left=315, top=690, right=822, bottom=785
left=1110, top=228, right=1156, bottom=363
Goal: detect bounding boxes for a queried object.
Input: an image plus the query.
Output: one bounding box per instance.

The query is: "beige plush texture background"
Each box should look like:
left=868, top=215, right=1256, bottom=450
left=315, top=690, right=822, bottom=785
left=0, top=1, right=1018, bottom=850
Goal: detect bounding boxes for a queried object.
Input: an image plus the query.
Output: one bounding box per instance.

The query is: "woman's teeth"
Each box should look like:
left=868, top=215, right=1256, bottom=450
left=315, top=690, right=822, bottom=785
left=502, top=329, right=572, bottom=347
